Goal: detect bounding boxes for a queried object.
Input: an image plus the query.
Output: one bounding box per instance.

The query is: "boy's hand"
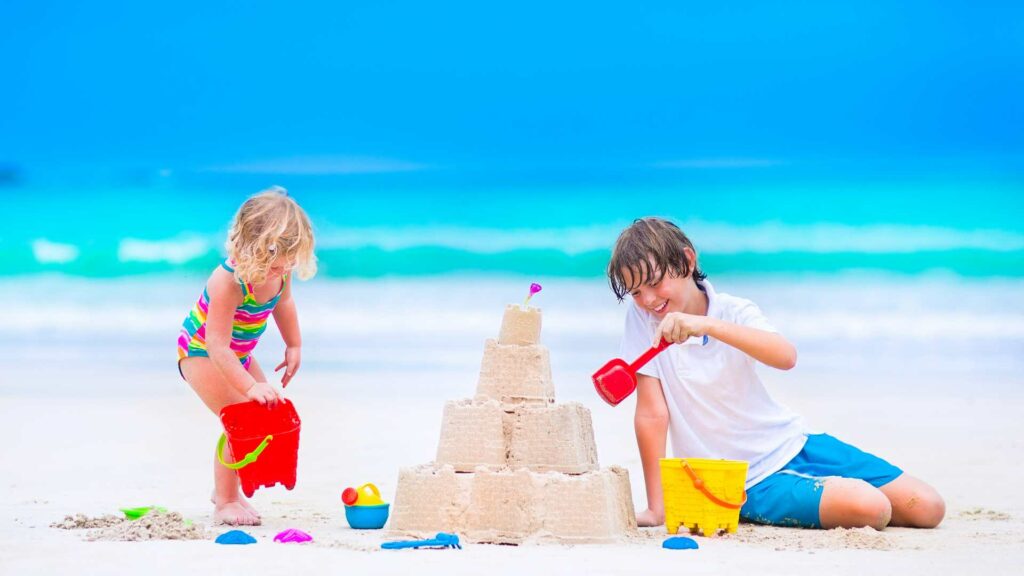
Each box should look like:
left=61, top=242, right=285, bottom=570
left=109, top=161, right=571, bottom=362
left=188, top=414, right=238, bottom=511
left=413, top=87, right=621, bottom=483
left=247, top=381, right=283, bottom=408
left=275, top=346, right=301, bottom=388
left=636, top=508, right=666, bottom=527
left=654, top=312, right=712, bottom=345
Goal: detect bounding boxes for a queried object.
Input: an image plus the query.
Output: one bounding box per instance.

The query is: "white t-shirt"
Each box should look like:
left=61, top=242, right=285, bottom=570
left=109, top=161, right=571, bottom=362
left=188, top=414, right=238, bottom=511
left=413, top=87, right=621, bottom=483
left=620, top=280, right=807, bottom=488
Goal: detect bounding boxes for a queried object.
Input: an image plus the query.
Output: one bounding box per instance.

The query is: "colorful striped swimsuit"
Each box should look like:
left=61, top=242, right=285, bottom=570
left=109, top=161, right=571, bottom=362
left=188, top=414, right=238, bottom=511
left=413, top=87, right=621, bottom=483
left=177, top=260, right=287, bottom=371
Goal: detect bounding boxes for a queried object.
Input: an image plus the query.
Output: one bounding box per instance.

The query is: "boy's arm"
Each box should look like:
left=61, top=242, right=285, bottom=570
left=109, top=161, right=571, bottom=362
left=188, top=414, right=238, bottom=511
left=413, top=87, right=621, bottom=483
left=655, top=313, right=797, bottom=370
left=635, top=373, right=669, bottom=525
left=705, top=319, right=797, bottom=370
left=271, top=275, right=302, bottom=387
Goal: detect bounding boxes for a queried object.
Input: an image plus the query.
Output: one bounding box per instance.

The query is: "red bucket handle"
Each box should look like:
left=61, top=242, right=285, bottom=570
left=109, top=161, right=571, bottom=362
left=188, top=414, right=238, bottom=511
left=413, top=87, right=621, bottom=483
left=680, top=461, right=747, bottom=510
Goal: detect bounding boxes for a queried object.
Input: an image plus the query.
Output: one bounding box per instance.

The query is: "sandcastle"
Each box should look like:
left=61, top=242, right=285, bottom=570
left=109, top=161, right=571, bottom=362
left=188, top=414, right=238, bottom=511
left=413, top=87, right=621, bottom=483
left=390, top=302, right=638, bottom=544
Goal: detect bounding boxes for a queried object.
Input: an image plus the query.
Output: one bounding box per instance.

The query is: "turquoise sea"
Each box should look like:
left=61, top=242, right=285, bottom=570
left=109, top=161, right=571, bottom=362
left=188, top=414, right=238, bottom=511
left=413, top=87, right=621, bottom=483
left=3, top=175, right=1023, bottom=279
left=1, top=174, right=1022, bottom=400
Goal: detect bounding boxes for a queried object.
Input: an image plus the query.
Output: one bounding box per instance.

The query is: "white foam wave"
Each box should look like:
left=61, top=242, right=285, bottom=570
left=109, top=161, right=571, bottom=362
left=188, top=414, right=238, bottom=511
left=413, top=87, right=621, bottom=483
left=31, top=239, right=79, bottom=264
left=4, top=276, right=1023, bottom=346
left=7, top=300, right=1023, bottom=343
left=314, top=222, right=1024, bottom=254
left=118, top=237, right=212, bottom=264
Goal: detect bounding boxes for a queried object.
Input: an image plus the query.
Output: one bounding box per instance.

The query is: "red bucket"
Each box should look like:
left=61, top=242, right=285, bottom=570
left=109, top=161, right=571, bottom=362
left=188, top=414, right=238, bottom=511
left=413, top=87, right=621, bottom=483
left=218, top=399, right=301, bottom=498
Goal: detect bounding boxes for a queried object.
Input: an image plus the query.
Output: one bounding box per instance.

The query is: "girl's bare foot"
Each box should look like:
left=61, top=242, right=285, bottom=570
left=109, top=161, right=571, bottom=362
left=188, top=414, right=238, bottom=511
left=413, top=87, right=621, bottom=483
left=239, top=498, right=260, bottom=518
left=636, top=508, right=665, bottom=527
left=214, top=501, right=262, bottom=526
left=211, top=490, right=261, bottom=520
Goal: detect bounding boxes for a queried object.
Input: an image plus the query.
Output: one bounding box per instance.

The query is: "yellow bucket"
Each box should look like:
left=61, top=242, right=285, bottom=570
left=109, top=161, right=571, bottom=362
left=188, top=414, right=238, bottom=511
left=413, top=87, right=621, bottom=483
left=660, top=458, right=748, bottom=536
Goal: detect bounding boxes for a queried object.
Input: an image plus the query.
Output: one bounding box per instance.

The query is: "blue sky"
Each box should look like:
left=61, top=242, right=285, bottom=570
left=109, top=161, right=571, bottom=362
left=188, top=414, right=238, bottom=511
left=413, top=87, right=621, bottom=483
left=1, top=1, right=1021, bottom=180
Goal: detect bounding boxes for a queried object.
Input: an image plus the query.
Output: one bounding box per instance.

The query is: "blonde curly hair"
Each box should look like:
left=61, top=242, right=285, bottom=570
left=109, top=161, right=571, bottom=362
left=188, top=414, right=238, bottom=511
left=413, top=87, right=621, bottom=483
left=226, top=186, right=317, bottom=285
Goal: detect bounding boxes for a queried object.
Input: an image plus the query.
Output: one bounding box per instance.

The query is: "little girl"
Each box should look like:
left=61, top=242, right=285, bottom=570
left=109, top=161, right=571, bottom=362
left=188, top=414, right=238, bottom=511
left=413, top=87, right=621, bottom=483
left=177, top=187, right=316, bottom=526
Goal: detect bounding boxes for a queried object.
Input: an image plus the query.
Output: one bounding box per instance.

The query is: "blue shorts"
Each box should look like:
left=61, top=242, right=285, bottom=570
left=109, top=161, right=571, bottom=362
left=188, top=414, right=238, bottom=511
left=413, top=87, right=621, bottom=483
left=739, top=433, right=903, bottom=529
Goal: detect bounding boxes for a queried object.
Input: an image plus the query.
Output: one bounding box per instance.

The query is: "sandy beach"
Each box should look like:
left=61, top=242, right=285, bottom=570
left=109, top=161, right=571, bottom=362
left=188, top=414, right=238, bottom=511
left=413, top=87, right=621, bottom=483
left=2, top=276, right=1022, bottom=575
left=5, top=1, right=1023, bottom=572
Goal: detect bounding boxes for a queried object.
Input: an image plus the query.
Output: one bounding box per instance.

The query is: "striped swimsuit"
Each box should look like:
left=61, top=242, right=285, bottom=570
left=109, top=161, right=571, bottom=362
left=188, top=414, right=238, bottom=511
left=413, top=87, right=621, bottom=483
left=177, top=260, right=287, bottom=372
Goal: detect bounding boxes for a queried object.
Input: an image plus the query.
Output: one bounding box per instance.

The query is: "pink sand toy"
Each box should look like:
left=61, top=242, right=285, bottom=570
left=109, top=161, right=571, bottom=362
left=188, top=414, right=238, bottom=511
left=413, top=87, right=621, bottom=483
left=592, top=339, right=671, bottom=406
left=274, top=528, right=313, bottom=543
left=218, top=399, right=302, bottom=497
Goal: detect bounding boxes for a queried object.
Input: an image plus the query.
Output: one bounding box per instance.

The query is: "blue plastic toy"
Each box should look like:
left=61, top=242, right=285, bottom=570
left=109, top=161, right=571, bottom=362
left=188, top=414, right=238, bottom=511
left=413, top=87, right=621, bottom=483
left=662, top=536, right=699, bottom=550
left=216, top=530, right=258, bottom=545
left=344, top=503, right=390, bottom=529
left=381, top=532, right=462, bottom=550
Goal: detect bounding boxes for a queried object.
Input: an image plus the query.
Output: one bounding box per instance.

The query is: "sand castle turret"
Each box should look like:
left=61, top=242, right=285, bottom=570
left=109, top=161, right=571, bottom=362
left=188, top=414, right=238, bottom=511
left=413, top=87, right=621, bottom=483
left=390, top=303, right=637, bottom=544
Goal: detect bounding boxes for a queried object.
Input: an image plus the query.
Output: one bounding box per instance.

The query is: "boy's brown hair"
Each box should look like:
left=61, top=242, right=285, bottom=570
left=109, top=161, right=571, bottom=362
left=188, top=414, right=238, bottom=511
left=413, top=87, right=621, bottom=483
left=607, top=217, right=706, bottom=301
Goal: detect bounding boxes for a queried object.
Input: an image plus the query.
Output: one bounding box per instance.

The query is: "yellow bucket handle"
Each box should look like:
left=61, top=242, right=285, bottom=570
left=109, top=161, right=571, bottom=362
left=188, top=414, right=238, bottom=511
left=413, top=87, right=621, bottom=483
left=358, top=483, right=382, bottom=500
left=680, top=461, right=748, bottom=510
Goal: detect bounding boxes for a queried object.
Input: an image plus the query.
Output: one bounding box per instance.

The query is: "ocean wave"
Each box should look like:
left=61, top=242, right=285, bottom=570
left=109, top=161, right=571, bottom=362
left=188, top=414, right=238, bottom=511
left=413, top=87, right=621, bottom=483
left=5, top=275, right=1024, bottom=343
left=117, top=236, right=213, bottom=264
left=7, top=301, right=1024, bottom=342
left=31, top=239, right=79, bottom=264
left=3, top=223, right=1023, bottom=278
left=313, top=222, right=1024, bottom=254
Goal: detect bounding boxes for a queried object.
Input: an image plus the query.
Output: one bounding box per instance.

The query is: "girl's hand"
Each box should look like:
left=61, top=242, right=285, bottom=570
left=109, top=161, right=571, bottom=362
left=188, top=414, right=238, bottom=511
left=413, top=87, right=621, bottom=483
left=275, top=346, right=301, bottom=388
left=654, top=312, right=712, bottom=345
left=247, top=381, right=283, bottom=408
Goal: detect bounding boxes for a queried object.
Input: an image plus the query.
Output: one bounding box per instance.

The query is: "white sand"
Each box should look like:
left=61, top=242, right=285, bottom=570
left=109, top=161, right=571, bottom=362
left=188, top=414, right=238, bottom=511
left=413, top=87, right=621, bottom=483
left=2, top=383, right=1022, bottom=575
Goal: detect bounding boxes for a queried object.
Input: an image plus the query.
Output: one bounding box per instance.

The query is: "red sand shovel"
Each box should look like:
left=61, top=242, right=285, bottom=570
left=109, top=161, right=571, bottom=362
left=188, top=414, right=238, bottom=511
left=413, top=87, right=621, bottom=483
left=592, top=339, right=672, bottom=406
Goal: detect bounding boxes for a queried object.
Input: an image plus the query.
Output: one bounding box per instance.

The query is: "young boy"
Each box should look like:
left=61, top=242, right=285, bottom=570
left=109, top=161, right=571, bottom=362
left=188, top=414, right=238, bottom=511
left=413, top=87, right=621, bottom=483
left=609, top=217, right=944, bottom=530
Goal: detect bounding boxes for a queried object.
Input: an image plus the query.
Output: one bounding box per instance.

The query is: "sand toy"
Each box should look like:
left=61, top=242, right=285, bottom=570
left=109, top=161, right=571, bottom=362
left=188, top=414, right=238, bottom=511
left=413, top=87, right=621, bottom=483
left=662, top=536, right=699, bottom=550
left=660, top=458, right=748, bottom=536
left=593, top=339, right=671, bottom=406
left=216, top=530, right=257, bottom=545
left=274, top=528, right=313, bottom=543
left=120, top=506, right=167, bottom=520
left=381, top=532, right=462, bottom=550
left=342, top=483, right=385, bottom=506
left=342, top=482, right=390, bottom=529
left=593, top=335, right=708, bottom=406
left=217, top=399, right=302, bottom=498
left=345, top=503, right=390, bottom=529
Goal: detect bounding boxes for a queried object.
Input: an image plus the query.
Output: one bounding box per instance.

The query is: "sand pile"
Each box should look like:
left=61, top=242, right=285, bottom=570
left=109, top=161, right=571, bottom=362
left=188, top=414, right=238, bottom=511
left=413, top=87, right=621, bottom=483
left=390, top=303, right=637, bottom=544
left=51, top=513, right=123, bottom=530
left=958, top=507, right=1011, bottom=521
left=52, top=511, right=207, bottom=541
left=732, top=525, right=895, bottom=551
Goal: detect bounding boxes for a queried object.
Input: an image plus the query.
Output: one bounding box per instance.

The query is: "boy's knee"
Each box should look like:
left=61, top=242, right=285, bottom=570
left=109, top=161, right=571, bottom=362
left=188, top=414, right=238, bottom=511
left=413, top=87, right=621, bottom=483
left=823, top=479, right=892, bottom=530
left=853, top=488, right=892, bottom=530
left=907, top=492, right=945, bottom=528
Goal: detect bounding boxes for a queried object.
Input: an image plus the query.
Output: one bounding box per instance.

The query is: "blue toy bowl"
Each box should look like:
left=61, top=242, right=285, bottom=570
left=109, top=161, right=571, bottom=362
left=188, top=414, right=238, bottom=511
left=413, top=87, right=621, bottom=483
left=345, top=504, right=390, bottom=529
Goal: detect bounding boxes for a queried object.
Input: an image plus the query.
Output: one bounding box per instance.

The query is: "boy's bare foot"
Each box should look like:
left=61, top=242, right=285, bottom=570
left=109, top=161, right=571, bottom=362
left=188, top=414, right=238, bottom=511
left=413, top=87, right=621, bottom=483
left=214, top=501, right=262, bottom=526
left=636, top=509, right=665, bottom=527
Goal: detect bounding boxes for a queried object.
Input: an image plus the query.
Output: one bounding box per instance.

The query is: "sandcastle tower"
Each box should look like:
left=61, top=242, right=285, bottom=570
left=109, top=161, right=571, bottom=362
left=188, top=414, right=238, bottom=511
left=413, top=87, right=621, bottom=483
left=390, top=302, right=638, bottom=544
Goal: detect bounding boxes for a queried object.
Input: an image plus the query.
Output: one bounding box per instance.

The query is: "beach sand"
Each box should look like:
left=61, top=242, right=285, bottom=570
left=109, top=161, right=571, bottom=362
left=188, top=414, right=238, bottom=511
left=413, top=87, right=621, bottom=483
left=2, top=380, right=1022, bottom=574
left=1, top=277, right=1023, bottom=574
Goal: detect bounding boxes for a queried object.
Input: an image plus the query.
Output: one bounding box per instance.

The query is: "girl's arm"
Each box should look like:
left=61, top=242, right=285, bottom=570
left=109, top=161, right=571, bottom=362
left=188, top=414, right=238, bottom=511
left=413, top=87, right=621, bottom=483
left=205, top=269, right=259, bottom=394
left=634, top=373, right=669, bottom=525
left=272, top=274, right=302, bottom=387
left=655, top=313, right=797, bottom=370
